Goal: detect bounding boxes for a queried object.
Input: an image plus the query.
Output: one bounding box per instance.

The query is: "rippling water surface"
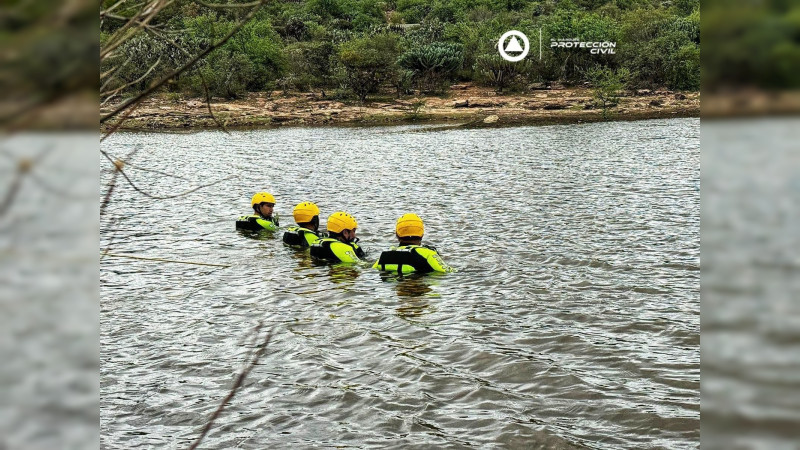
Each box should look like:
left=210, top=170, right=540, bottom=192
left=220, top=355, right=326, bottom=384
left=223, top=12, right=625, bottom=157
left=1, top=134, right=98, bottom=449
left=701, top=119, right=800, bottom=449
left=100, top=119, right=699, bottom=449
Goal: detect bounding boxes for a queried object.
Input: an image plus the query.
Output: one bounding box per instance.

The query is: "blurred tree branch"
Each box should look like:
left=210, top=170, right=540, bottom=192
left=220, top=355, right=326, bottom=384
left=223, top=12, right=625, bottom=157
left=187, top=325, right=273, bottom=450
left=0, top=0, right=97, bottom=131
left=100, top=0, right=267, bottom=127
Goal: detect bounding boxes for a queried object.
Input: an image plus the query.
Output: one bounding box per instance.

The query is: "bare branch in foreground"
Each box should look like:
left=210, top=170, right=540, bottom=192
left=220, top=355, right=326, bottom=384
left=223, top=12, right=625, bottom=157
left=187, top=325, right=273, bottom=450
left=100, top=0, right=267, bottom=125
left=102, top=153, right=189, bottom=180
left=100, top=149, right=233, bottom=200
left=100, top=148, right=137, bottom=217
left=144, top=25, right=231, bottom=133
left=0, top=146, right=54, bottom=218
left=0, top=170, right=25, bottom=218
left=101, top=57, right=162, bottom=101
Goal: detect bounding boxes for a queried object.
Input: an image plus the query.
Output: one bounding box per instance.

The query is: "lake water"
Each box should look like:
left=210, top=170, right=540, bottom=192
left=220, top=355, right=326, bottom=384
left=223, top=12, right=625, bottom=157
left=100, top=119, right=700, bottom=449
left=701, top=119, right=800, bottom=449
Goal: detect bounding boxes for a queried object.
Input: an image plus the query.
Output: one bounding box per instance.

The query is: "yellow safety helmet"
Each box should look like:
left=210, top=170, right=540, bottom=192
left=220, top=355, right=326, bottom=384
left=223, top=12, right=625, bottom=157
left=326, top=211, right=358, bottom=233
left=293, top=201, right=320, bottom=223
left=251, top=192, right=275, bottom=206
left=396, top=213, right=424, bottom=238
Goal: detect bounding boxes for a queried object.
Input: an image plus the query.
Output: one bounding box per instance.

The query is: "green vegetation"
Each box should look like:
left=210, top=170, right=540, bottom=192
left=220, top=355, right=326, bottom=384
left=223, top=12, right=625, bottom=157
left=100, top=0, right=700, bottom=102
left=702, top=0, right=800, bottom=90
left=474, top=54, right=533, bottom=93
left=587, top=65, right=629, bottom=118
left=398, top=42, right=464, bottom=93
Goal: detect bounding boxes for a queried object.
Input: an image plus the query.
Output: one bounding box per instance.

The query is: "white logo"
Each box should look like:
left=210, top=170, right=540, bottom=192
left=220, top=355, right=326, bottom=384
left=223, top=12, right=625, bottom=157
left=498, top=30, right=530, bottom=62
left=551, top=39, right=617, bottom=54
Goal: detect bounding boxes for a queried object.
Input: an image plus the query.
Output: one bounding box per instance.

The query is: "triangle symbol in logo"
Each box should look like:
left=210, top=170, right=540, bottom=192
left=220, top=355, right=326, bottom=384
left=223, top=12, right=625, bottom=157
left=505, top=36, right=524, bottom=53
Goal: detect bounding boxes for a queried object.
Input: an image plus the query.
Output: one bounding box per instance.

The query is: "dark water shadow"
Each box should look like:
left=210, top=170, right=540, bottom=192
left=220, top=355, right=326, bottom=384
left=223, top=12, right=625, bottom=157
left=380, top=272, right=442, bottom=320
left=236, top=228, right=277, bottom=241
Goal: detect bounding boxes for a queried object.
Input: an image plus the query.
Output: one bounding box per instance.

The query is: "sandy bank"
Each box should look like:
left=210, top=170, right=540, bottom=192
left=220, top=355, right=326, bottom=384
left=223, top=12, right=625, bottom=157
left=101, top=84, right=699, bottom=131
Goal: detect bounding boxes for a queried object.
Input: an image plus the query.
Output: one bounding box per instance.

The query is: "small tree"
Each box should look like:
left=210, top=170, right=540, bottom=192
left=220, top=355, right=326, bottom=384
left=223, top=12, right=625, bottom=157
left=398, top=42, right=463, bottom=93
left=587, top=66, right=630, bottom=118
left=338, top=33, right=400, bottom=102
left=284, top=41, right=336, bottom=92
left=473, top=54, right=532, bottom=93
left=390, top=69, right=416, bottom=97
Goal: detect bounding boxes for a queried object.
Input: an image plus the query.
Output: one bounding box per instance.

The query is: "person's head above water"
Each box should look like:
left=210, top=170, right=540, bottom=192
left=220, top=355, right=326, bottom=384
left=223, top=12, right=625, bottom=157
left=251, top=192, right=275, bottom=218
left=326, top=211, right=358, bottom=243
left=293, top=201, right=320, bottom=231
left=396, top=213, right=424, bottom=245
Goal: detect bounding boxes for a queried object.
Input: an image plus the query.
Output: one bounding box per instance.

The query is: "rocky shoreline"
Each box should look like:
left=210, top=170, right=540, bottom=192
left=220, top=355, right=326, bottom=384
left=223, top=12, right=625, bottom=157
left=101, top=84, right=699, bottom=131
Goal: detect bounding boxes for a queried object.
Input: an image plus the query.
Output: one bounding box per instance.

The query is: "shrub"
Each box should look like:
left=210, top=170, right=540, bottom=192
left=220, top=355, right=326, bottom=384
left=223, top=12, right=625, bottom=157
left=473, top=54, right=532, bottom=93
left=398, top=42, right=463, bottom=92
left=282, top=17, right=310, bottom=41
left=181, top=51, right=256, bottom=99
left=540, top=10, right=620, bottom=82
left=623, top=30, right=696, bottom=89
left=306, top=0, right=342, bottom=19
left=668, top=43, right=699, bottom=90
left=338, top=33, right=401, bottom=101
left=587, top=65, right=629, bottom=114
left=390, top=69, right=416, bottom=97
left=397, top=0, right=432, bottom=23
left=115, top=33, right=169, bottom=92
left=285, top=41, right=337, bottom=90
left=619, top=8, right=699, bottom=89
left=227, top=20, right=288, bottom=90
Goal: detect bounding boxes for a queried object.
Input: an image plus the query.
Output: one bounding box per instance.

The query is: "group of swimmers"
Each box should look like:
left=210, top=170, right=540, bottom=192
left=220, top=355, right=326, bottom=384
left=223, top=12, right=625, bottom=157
left=236, top=192, right=454, bottom=274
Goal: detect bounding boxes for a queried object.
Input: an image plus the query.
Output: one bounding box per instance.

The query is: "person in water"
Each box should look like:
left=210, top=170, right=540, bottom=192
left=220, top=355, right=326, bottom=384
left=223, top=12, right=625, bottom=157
left=235, top=192, right=279, bottom=232
left=373, top=213, right=454, bottom=273
left=310, top=211, right=365, bottom=263
left=282, top=201, right=322, bottom=247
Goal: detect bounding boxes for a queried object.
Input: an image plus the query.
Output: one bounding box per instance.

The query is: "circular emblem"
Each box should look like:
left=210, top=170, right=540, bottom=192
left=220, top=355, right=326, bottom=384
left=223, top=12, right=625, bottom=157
left=498, top=30, right=530, bottom=62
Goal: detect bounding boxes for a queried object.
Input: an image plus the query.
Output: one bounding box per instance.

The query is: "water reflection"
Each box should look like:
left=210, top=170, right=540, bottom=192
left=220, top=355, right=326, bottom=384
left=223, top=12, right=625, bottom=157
left=236, top=229, right=276, bottom=241
left=381, top=273, right=440, bottom=319
left=327, top=264, right=361, bottom=286
left=287, top=247, right=315, bottom=270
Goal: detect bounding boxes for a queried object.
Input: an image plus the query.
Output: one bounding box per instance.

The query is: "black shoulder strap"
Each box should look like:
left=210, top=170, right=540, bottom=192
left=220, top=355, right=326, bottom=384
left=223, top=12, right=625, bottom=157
left=310, top=239, right=336, bottom=260
left=282, top=228, right=304, bottom=246
left=422, top=243, right=438, bottom=253
left=236, top=215, right=262, bottom=231
left=377, top=247, right=433, bottom=274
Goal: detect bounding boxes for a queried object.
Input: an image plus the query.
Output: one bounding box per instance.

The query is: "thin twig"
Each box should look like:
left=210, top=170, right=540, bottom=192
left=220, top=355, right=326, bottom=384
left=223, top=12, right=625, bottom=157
left=100, top=148, right=138, bottom=216
left=100, top=217, right=120, bottom=260
left=102, top=253, right=231, bottom=267
left=101, top=58, right=131, bottom=87
left=187, top=326, right=273, bottom=450
left=100, top=100, right=141, bottom=141
left=100, top=168, right=119, bottom=217
left=142, top=26, right=230, bottom=133
left=101, top=57, right=162, bottom=100
left=105, top=156, right=190, bottom=180
left=26, top=172, right=96, bottom=201
left=100, top=149, right=233, bottom=199
left=100, top=0, right=267, bottom=124
left=198, top=64, right=230, bottom=133
left=0, top=172, right=24, bottom=218
left=101, top=0, right=173, bottom=62
left=0, top=146, right=54, bottom=218
left=195, top=0, right=262, bottom=8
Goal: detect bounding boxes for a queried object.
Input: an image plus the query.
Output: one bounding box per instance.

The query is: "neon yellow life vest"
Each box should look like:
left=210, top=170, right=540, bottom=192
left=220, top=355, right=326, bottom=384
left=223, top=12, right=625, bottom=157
left=236, top=214, right=279, bottom=232
left=310, top=237, right=364, bottom=263
left=372, top=245, right=454, bottom=274
left=282, top=226, right=320, bottom=247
